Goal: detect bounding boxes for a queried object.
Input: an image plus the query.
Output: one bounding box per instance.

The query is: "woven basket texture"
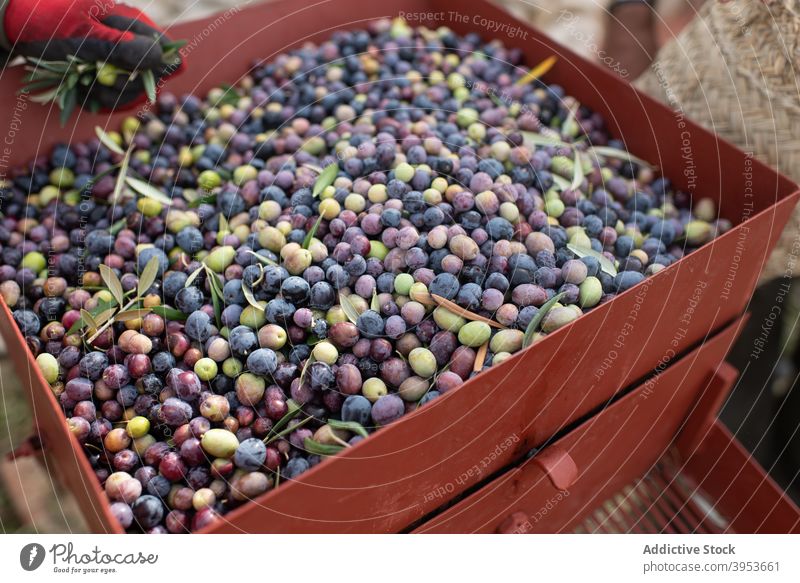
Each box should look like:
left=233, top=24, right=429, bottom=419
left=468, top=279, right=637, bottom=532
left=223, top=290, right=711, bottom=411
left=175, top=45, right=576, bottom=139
left=636, top=0, right=800, bottom=282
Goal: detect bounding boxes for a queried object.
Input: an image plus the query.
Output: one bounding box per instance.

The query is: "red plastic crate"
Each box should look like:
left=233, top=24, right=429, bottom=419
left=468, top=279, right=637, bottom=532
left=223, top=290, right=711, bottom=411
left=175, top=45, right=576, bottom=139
left=0, top=0, right=798, bottom=533
left=414, top=318, right=800, bottom=533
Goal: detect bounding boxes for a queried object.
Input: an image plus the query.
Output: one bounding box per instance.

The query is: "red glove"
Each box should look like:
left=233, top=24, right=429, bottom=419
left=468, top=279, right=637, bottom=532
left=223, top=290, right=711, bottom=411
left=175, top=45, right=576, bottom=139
left=1, top=0, right=185, bottom=109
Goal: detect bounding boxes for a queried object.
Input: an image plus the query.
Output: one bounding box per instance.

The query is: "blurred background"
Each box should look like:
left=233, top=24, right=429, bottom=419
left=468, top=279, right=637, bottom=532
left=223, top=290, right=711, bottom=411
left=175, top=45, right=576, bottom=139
left=2, top=0, right=798, bottom=533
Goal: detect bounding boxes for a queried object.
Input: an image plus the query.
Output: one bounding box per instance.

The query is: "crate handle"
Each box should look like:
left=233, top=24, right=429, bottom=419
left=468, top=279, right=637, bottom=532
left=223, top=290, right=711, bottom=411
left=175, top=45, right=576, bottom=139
left=496, top=510, right=531, bottom=534
left=531, top=444, right=578, bottom=491
left=676, top=361, right=739, bottom=456
left=495, top=447, right=577, bottom=533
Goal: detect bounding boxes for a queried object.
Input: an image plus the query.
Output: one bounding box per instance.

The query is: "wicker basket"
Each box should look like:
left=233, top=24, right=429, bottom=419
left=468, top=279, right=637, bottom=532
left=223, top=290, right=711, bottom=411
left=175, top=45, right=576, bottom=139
left=636, top=0, right=800, bottom=282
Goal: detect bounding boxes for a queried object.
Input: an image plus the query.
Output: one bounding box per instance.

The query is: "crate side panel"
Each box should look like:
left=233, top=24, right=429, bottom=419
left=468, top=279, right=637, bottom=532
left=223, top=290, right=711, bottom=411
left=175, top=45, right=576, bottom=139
left=0, top=302, right=121, bottom=533
left=414, top=317, right=742, bottom=533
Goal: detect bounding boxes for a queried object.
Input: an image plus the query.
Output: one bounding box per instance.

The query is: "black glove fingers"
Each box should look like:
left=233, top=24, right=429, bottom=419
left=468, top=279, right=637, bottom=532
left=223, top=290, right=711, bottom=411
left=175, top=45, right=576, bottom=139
left=16, top=37, right=114, bottom=63
left=101, top=33, right=164, bottom=71
left=100, top=14, right=163, bottom=44
left=78, top=75, right=145, bottom=109
left=17, top=31, right=163, bottom=72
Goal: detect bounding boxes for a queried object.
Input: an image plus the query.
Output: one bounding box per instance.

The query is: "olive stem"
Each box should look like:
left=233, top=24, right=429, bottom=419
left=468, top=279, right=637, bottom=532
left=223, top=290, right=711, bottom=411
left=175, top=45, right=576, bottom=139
left=330, top=434, right=352, bottom=448
left=85, top=296, right=138, bottom=344
left=263, top=415, right=312, bottom=445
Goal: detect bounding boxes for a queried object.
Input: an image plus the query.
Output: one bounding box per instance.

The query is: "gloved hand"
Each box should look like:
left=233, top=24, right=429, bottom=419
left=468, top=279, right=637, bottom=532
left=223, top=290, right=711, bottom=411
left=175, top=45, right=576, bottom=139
left=1, top=0, right=185, bottom=109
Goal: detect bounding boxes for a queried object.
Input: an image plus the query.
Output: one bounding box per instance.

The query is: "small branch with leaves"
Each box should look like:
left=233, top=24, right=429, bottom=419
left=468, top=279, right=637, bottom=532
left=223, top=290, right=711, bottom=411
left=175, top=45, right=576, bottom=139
left=17, top=40, right=186, bottom=125
left=68, top=256, right=186, bottom=342
left=184, top=255, right=227, bottom=328
left=519, top=121, right=657, bottom=193
left=94, top=125, right=178, bottom=211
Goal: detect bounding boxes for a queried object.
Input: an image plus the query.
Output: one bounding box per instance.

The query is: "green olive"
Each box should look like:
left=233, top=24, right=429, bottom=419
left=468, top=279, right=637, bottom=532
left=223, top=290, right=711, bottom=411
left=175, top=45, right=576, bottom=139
left=458, top=321, right=491, bottom=347
left=201, top=429, right=240, bottom=458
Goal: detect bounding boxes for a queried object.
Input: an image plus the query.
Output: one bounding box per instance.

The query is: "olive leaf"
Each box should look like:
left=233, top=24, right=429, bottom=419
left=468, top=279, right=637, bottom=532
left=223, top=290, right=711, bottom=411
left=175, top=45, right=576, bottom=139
left=204, top=266, right=225, bottom=327
left=85, top=286, right=145, bottom=343
left=566, top=243, right=618, bottom=277
left=110, top=144, right=133, bottom=204
left=302, top=214, right=324, bottom=250
left=66, top=315, right=86, bottom=336
left=59, top=88, right=77, bottom=127
left=264, top=413, right=313, bottom=445
left=370, top=289, right=380, bottom=312
left=29, top=86, right=62, bottom=104
left=65, top=72, right=79, bottom=91
left=243, top=249, right=278, bottom=267
left=328, top=419, right=369, bottom=438
left=19, top=56, right=95, bottom=125
left=86, top=307, right=120, bottom=342
left=238, top=263, right=262, bottom=311
left=520, top=131, right=571, bottom=149
left=488, top=91, right=505, bottom=108
left=150, top=306, right=187, bottom=321
left=108, top=219, right=128, bottom=235
left=312, top=162, right=338, bottom=198
left=19, top=78, right=60, bottom=93
left=303, top=437, right=344, bottom=457
left=218, top=213, right=230, bottom=236
left=522, top=292, right=566, bottom=348
left=430, top=294, right=504, bottom=329
left=251, top=263, right=265, bottom=288
left=82, top=160, right=121, bottom=187
left=210, top=285, right=222, bottom=328
left=79, top=309, right=98, bottom=331
left=140, top=69, right=157, bottom=104
left=161, top=39, right=188, bottom=53
left=22, top=72, right=61, bottom=87
left=207, top=269, right=224, bottom=299
left=302, top=163, right=323, bottom=174
left=115, top=308, right=152, bottom=322
left=98, top=265, right=124, bottom=306
left=212, top=83, right=240, bottom=107
left=515, top=55, right=557, bottom=87
left=125, top=176, right=174, bottom=206
left=184, top=264, right=205, bottom=288
left=188, top=193, right=217, bottom=208
left=138, top=255, right=161, bottom=297
left=571, top=150, right=584, bottom=191
left=550, top=174, right=571, bottom=192
left=561, top=100, right=581, bottom=138
left=92, top=307, right=118, bottom=328
left=242, top=283, right=264, bottom=312
left=298, top=354, right=316, bottom=387
left=339, top=293, right=361, bottom=325
left=161, top=39, right=188, bottom=58
left=266, top=399, right=301, bottom=439
left=25, top=57, right=71, bottom=73
left=588, top=146, right=656, bottom=170
left=67, top=299, right=118, bottom=334
left=95, top=126, right=125, bottom=155
left=22, top=68, right=62, bottom=82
